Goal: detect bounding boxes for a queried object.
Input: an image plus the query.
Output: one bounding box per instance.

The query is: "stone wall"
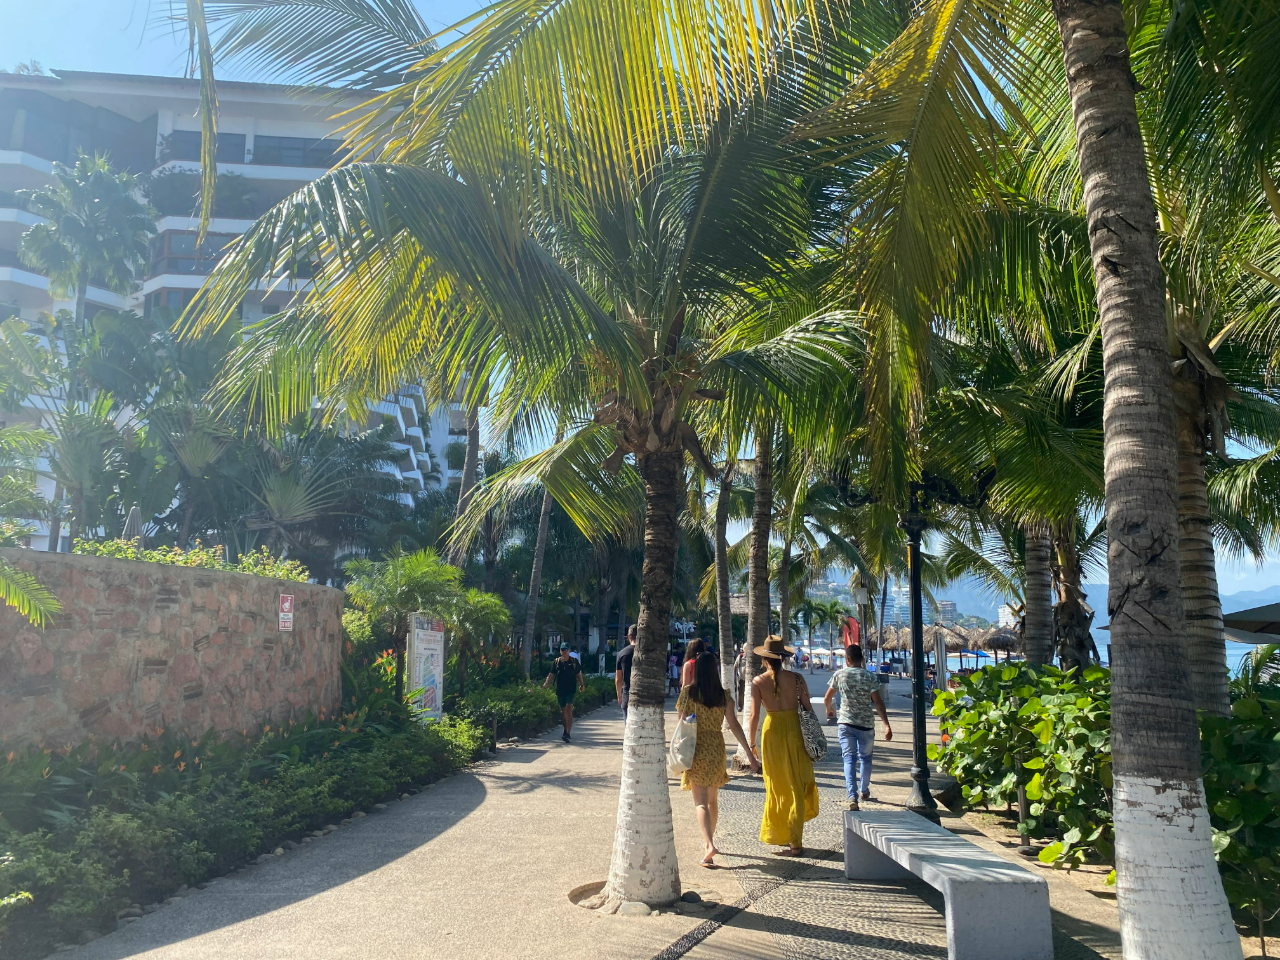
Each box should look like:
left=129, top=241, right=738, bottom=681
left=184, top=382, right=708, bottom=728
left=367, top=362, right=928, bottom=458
left=0, top=549, right=344, bottom=748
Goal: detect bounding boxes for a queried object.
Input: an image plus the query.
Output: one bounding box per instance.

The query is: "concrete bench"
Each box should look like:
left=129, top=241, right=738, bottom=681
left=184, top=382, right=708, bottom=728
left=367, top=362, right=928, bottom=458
left=844, top=810, right=1052, bottom=960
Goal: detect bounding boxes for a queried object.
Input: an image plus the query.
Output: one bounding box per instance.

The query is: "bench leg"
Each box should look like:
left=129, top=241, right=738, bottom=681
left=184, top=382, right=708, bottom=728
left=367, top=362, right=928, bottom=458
left=941, top=879, right=1053, bottom=960
left=844, top=827, right=915, bottom=881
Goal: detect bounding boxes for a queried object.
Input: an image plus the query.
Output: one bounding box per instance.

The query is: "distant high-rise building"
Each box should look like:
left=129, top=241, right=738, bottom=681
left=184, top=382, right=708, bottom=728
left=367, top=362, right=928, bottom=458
left=936, top=600, right=958, bottom=623
left=997, top=604, right=1019, bottom=629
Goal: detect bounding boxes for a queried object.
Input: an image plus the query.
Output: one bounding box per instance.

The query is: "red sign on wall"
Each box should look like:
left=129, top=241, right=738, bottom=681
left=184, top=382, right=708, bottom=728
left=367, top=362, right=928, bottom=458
left=279, top=595, right=294, bottom=632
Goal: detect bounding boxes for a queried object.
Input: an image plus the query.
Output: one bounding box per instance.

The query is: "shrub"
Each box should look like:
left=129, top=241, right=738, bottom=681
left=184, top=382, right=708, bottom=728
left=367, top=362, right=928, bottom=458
left=452, top=675, right=616, bottom=740
left=1202, top=645, right=1280, bottom=944
left=72, top=540, right=309, bottom=581
left=0, top=708, right=487, bottom=958
left=930, top=663, right=1113, bottom=869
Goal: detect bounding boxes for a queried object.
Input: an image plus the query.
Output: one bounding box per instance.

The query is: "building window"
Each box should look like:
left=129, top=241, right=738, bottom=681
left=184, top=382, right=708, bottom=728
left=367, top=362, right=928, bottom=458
left=250, top=136, right=344, bottom=168
left=148, top=231, right=237, bottom=278
left=163, top=131, right=246, bottom=164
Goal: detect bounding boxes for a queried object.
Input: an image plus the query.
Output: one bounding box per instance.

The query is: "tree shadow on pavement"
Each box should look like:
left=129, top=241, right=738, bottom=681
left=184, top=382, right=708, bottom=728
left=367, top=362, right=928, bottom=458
left=70, top=773, right=492, bottom=960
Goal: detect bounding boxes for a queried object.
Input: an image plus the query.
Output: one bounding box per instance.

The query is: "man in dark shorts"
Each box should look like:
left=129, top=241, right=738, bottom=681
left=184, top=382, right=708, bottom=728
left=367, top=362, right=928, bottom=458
left=614, top=625, right=636, bottom=720
left=544, top=642, right=585, bottom=742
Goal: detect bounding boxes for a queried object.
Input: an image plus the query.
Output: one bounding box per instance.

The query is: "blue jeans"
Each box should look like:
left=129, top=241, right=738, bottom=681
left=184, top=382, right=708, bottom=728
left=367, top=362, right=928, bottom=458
left=838, top=724, right=875, bottom=798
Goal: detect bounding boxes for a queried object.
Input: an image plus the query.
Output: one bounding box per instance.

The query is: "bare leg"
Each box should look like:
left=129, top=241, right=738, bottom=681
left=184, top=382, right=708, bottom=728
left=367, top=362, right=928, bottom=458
left=692, top=785, right=715, bottom=863
left=707, top=786, right=721, bottom=856
left=562, top=704, right=574, bottom=736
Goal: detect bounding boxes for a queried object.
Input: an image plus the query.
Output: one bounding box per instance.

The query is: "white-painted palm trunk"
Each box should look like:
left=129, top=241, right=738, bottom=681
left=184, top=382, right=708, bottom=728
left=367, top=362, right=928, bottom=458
left=604, top=703, right=681, bottom=908
left=1113, top=776, right=1242, bottom=959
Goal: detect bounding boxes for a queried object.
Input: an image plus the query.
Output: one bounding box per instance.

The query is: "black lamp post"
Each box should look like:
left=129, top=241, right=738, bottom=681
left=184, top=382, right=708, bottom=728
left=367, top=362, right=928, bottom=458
left=899, top=509, right=940, bottom=823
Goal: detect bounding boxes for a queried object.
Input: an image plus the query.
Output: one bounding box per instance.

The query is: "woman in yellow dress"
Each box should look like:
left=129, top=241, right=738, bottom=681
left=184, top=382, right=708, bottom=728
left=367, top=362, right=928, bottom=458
left=676, top=651, right=760, bottom=866
left=747, top=636, right=819, bottom=856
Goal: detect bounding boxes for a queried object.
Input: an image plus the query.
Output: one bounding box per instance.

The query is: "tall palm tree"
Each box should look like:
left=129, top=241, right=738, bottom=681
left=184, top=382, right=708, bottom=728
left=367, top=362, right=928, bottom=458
left=181, top=0, right=858, bottom=911
left=18, top=155, right=154, bottom=337
left=793, top=0, right=1244, bottom=949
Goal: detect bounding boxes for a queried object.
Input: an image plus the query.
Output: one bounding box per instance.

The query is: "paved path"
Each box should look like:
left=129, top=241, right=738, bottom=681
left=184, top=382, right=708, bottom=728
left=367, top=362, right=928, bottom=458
left=62, top=676, right=1123, bottom=960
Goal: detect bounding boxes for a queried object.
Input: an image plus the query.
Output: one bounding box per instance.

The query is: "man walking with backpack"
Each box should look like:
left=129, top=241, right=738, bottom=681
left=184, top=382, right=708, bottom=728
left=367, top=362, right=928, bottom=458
left=544, top=642, right=585, bottom=742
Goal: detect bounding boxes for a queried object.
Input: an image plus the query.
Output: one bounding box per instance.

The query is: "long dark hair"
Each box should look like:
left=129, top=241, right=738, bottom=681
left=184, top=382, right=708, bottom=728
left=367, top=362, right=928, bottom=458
left=683, top=637, right=705, bottom=664
left=690, top=651, right=726, bottom=708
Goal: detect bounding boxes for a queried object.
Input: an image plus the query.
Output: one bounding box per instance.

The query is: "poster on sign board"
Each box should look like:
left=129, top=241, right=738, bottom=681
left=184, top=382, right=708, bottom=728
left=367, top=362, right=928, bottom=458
left=408, top=612, right=446, bottom=720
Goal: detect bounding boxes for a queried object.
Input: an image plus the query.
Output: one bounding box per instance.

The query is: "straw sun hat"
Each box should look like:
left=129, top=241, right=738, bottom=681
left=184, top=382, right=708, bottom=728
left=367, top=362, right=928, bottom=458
left=753, top=636, right=796, bottom=660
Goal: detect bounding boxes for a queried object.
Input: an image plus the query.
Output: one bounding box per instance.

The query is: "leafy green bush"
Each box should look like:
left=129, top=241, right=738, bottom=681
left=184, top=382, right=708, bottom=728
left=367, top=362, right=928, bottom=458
left=1203, top=645, right=1280, bottom=943
left=0, top=691, right=487, bottom=957
left=452, top=675, right=616, bottom=739
left=930, top=663, right=1113, bottom=869
left=73, top=540, right=309, bottom=581
left=453, top=683, right=558, bottom=739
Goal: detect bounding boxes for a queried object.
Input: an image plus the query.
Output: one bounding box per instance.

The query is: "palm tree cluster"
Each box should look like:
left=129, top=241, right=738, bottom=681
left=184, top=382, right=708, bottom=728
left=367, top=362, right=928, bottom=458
left=165, top=0, right=1280, bottom=952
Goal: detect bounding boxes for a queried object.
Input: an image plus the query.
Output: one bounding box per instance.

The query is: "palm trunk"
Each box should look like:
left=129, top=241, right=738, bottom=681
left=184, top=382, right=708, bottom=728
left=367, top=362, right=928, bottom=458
left=68, top=488, right=84, bottom=544
left=748, top=427, right=773, bottom=672
left=715, top=465, right=736, bottom=704
left=1175, top=396, right=1230, bottom=717
left=1051, top=0, right=1240, bottom=953
left=1023, top=524, right=1054, bottom=665
left=1053, top=528, right=1098, bottom=673
left=777, top=536, right=792, bottom=644
left=46, top=482, right=63, bottom=552
left=393, top=625, right=407, bottom=702
left=603, top=448, right=682, bottom=909
left=75, top=273, right=88, bottom=337
left=521, top=488, right=554, bottom=678
left=179, top=488, right=197, bottom=547
left=879, top=579, right=889, bottom=665
left=733, top=427, right=772, bottom=764
left=457, top=400, right=480, bottom=516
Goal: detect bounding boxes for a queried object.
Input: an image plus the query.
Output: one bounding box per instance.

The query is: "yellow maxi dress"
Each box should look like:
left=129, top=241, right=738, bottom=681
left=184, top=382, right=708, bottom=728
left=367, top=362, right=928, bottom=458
left=675, top=688, right=730, bottom=790
left=759, top=708, right=819, bottom=847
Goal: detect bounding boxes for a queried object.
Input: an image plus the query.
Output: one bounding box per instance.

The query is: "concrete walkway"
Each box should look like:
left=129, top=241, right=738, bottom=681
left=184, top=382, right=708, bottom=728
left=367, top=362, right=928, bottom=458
left=63, top=677, right=1124, bottom=960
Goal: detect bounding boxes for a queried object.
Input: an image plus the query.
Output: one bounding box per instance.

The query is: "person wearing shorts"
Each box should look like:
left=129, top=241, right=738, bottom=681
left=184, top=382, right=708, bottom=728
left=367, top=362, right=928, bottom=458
left=544, top=642, right=585, bottom=742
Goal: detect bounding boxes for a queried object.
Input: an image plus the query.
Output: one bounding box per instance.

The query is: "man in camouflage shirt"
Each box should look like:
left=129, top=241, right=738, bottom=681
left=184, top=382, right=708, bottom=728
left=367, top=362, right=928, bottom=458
left=824, top=644, right=892, bottom=809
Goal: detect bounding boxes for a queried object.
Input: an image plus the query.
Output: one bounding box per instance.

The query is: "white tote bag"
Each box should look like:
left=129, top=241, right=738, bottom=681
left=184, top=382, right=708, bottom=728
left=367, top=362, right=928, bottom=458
left=667, top=712, right=698, bottom=777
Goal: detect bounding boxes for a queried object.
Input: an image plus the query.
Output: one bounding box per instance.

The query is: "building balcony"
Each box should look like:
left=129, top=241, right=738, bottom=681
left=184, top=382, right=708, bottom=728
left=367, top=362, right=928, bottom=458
left=0, top=150, right=54, bottom=192
left=404, top=426, right=425, bottom=453
left=0, top=206, right=43, bottom=247
left=0, top=249, right=128, bottom=312
left=153, top=159, right=332, bottom=187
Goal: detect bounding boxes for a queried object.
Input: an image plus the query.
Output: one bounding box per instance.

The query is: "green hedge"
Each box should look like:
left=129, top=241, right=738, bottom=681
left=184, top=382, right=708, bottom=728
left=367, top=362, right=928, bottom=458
left=72, top=540, right=309, bottom=581
left=0, top=662, right=488, bottom=959
left=452, top=676, right=616, bottom=739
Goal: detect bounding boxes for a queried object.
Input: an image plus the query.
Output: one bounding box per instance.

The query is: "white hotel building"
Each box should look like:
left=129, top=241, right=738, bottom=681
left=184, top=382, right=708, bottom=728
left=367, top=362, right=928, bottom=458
left=0, top=70, right=467, bottom=550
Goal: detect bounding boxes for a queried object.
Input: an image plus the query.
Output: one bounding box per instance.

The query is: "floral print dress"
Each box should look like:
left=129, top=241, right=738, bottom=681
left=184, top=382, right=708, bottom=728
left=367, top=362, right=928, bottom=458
left=675, top=688, right=730, bottom=790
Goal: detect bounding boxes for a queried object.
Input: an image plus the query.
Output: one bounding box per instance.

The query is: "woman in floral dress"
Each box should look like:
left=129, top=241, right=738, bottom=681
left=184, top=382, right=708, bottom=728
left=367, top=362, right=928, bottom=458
left=676, top=651, right=760, bottom=866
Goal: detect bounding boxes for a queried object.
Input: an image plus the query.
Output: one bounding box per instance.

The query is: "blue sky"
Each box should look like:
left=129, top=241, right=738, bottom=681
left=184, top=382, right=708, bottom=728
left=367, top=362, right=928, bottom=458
left=0, top=1, right=484, bottom=80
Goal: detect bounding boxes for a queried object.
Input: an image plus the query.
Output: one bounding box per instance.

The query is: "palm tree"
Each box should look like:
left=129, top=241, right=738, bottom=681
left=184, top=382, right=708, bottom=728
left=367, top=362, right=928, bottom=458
left=444, top=587, right=512, bottom=697
left=344, top=548, right=461, bottom=700
left=18, top=155, right=154, bottom=337
left=181, top=0, right=858, bottom=911
left=793, top=0, right=1244, bottom=948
